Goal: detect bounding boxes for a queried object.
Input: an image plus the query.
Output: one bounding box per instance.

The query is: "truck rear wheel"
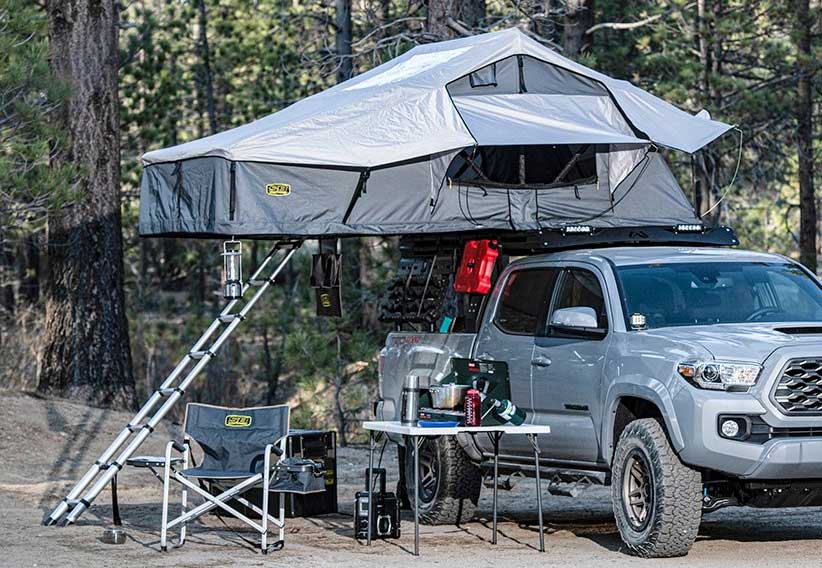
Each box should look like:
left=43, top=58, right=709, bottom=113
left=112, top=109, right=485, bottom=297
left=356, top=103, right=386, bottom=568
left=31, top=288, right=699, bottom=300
left=611, top=418, right=702, bottom=558
left=404, top=435, right=481, bottom=525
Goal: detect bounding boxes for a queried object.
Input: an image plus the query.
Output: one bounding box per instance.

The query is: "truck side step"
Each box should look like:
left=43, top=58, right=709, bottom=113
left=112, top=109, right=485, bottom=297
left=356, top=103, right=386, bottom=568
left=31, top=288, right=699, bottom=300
left=484, top=459, right=609, bottom=486
left=547, top=475, right=594, bottom=498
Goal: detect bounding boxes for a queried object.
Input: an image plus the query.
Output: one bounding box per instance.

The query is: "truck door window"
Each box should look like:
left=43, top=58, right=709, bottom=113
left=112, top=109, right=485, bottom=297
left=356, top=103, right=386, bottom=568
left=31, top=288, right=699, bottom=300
left=550, top=269, right=608, bottom=329
left=495, top=268, right=559, bottom=335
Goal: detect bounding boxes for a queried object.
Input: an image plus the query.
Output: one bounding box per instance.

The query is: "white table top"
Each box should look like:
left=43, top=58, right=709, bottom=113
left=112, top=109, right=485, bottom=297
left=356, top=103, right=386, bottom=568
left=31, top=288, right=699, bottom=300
left=362, top=421, right=550, bottom=437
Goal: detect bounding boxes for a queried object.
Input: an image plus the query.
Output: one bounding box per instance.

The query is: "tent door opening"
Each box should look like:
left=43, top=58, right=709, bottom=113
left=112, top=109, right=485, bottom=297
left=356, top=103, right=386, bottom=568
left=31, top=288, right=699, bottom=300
left=447, top=144, right=599, bottom=189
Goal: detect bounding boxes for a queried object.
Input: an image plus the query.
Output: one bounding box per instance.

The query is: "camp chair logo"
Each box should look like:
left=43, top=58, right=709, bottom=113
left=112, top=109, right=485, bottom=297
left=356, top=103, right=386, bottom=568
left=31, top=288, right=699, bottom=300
left=224, top=414, right=252, bottom=428
left=265, top=183, right=291, bottom=196
left=319, top=293, right=332, bottom=308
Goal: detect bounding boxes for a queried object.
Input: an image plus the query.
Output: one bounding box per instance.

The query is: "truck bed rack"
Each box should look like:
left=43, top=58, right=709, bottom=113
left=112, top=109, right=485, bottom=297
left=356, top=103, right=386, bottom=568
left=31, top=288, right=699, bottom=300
left=400, top=225, right=738, bottom=257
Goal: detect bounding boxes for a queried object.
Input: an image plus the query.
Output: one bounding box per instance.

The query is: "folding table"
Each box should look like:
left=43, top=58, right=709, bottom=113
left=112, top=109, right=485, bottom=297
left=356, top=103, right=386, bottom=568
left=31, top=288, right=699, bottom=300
left=362, top=421, right=551, bottom=556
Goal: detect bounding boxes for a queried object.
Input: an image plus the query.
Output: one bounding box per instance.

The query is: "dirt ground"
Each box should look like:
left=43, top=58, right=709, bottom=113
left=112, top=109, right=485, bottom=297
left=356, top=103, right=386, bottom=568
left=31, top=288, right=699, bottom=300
left=2, top=392, right=822, bottom=568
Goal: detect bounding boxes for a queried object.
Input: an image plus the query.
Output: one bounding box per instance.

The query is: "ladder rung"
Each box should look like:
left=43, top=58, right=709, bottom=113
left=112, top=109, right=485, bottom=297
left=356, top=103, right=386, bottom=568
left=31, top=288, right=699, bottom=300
left=188, top=350, right=213, bottom=360
left=156, top=387, right=182, bottom=397
left=127, top=423, right=154, bottom=433
left=94, top=460, right=123, bottom=471
left=247, top=278, right=269, bottom=286
left=218, top=314, right=244, bottom=323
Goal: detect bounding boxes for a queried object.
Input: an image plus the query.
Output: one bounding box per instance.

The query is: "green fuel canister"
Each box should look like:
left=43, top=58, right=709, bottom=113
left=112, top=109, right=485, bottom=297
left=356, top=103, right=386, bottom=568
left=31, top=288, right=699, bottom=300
left=493, top=399, right=526, bottom=426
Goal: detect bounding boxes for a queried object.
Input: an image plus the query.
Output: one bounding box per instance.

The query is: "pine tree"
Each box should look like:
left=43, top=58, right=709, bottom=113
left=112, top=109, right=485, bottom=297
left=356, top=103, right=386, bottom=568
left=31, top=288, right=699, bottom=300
left=40, top=0, right=135, bottom=408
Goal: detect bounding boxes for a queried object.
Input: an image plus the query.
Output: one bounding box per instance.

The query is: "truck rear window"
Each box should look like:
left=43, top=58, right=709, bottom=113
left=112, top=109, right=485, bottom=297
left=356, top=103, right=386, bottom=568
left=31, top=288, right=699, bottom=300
left=495, top=268, right=559, bottom=334
left=616, top=261, right=822, bottom=329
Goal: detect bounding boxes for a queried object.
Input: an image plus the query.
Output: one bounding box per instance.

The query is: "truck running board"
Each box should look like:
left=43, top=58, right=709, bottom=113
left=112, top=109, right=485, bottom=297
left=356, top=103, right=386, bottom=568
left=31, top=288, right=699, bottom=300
left=485, top=461, right=609, bottom=487
left=43, top=240, right=302, bottom=527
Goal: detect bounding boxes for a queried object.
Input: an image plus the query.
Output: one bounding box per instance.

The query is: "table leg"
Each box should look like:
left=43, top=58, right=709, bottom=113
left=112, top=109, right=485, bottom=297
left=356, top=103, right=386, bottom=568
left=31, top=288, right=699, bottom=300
left=367, top=430, right=375, bottom=546
left=529, top=433, right=545, bottom=553
left=414, top=436, right=420, bottom=557
left=111, top=474, right=121, bottom=527
left=491, top=432, right=500, bottom=545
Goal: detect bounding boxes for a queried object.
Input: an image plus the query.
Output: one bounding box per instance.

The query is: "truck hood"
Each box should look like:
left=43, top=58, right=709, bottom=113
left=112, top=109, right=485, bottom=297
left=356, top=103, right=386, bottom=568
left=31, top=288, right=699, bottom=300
left=642, top=323, right=822, bottom=363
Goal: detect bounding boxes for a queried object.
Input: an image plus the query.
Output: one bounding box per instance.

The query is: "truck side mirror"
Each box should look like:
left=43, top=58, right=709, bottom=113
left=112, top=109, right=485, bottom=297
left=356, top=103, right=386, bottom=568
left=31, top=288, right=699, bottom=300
left=549, top=307, right=606, bottom=339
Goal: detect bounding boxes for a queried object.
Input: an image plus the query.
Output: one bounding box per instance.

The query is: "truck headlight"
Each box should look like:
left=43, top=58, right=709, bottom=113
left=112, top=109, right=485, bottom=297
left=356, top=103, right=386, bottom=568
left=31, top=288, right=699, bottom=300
left=677, top=360, right=761, bottom=391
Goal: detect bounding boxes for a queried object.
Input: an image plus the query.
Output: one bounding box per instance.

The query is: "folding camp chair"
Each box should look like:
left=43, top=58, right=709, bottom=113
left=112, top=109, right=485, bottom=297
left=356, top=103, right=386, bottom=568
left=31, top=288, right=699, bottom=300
left=160, top=403, right=290, bottom=554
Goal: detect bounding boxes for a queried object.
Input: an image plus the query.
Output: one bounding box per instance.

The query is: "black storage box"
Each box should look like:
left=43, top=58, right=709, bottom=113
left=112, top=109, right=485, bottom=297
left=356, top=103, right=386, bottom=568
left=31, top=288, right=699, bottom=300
left=212, top=429, right=338, bottom=518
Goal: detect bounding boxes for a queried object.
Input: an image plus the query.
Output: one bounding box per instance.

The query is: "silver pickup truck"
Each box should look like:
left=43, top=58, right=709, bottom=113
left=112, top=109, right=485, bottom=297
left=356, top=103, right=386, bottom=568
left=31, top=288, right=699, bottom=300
left=376, top=245, right=822, bottom=557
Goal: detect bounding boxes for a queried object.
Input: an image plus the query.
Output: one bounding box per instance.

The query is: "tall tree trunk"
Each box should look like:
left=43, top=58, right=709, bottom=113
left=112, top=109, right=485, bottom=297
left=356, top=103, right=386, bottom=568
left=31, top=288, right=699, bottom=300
left=426, top=0, right=486, bottom=39
left=334, top=332, right=348, bottom=447
left=0, top=245, right=14, bottom=315
left=694, top=0, right=713, bottom=218
left=335, top=0, right=353, bottom=83
left=564, top=0, right=595, bottom=56
left=796, top=0, right=816, bottom=272
left=530, top=0, right=560, bottom=45
left=197, top=0, right=218, bottom=134
left=41, top=0, right=135, bottom=408
left=18, top=234, right=40, bottom=304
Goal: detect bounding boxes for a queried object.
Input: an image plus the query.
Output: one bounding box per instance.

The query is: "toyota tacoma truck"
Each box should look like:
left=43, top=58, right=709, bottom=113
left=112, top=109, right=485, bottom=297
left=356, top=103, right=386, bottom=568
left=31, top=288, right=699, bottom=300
left=376, top=240, right=822, bottom=558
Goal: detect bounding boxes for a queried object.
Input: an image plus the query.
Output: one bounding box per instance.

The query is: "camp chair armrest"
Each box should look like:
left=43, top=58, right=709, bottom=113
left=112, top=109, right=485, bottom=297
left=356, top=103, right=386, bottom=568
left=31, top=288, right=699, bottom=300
left=266, top=442, right=284, bottom=457
left=165, top=439, right=189, bottom=459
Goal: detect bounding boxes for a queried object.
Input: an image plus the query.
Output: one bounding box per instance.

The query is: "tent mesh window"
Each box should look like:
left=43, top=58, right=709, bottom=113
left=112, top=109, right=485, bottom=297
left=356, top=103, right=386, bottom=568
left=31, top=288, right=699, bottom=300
left=446, top=144, right=597, bottom=189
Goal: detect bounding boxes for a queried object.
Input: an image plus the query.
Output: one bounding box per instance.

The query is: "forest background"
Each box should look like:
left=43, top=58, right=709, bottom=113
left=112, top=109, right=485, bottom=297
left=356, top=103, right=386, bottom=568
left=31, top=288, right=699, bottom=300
left=0, top=0, right=818, bottom=444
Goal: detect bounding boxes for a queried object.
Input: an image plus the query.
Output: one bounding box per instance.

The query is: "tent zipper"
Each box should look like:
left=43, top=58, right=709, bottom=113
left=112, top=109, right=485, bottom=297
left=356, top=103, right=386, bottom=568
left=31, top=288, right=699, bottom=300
left=342, top=169, right=371, bottom=224
left=229, top=161, right=237, bottom=221
left=173, top=161, right=183, bottom=219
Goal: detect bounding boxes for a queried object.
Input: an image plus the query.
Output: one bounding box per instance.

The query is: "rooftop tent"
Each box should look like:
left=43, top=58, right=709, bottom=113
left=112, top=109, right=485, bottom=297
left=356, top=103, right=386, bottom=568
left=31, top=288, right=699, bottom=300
left=138, top=28, right=733, bottom=238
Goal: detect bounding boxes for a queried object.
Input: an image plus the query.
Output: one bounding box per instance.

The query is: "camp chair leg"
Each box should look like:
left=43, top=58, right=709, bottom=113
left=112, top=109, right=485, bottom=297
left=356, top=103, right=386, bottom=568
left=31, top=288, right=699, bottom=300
left=262, top=448, right=271, bottom=553
left=165, top=475, right=262, bottom=530
left=169, top=475, right=266, bottom=533
left=178, top=443, right=189, bottom=547
left=160, top=441, right=173, bottom=552
left=278, top=493, right=285, bottom=545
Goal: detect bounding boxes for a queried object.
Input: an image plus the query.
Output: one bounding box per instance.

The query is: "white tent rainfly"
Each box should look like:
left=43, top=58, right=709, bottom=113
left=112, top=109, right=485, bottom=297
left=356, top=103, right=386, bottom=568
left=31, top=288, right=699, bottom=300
left=138, top=27, right=733, bottom=238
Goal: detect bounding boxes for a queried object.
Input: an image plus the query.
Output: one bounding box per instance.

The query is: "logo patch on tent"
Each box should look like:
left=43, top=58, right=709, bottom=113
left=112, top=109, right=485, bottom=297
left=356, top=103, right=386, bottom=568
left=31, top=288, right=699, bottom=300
left=265, top=183, right=291, bottom=196
left=224, top=414, right=252, bottom=427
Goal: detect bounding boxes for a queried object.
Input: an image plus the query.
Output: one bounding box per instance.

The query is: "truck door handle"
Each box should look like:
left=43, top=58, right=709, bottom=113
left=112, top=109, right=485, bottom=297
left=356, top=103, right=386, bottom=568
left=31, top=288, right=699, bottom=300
left=531, top=356, right=552, bottom=367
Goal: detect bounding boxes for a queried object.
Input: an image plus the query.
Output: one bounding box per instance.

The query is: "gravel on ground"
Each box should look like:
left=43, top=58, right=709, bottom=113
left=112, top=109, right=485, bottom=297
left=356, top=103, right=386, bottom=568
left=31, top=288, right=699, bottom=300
left=2, top=391, right=822, bottom=568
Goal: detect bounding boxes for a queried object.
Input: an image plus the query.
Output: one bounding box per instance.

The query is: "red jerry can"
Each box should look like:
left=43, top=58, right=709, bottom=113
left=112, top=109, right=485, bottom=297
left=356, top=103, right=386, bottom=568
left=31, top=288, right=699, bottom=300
left=454, top=239, right=499, bottom=294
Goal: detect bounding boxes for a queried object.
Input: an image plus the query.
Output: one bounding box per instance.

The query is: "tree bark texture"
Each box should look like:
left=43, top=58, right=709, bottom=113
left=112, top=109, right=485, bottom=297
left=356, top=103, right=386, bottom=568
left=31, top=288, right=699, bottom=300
left=796, top=0, right=817, bottom=272
left=426, top=0, right=486, bottom=39
left=41, top=0, right=135, bottom=408
left=336, top=0, right=353, bottom=83
left=564, top=0, right=595, bottom=56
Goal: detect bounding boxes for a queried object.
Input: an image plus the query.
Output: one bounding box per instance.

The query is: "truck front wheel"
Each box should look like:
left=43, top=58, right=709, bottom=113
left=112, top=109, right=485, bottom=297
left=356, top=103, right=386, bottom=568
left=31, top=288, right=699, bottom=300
left=404, top=435, right=481, bottom=525
left=611, top=418, right=702, bottom=558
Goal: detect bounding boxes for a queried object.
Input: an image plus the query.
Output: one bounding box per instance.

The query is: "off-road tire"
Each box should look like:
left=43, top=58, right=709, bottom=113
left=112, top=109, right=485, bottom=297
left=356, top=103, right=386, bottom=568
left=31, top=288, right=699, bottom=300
left=404, top=435, right=481, bottom=525
left=611, top=418, right=702, bottom=558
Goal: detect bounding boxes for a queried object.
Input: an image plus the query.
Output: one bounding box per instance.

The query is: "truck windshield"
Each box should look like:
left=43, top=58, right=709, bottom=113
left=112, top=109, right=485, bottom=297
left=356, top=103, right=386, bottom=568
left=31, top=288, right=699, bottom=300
left=616, top=261, right=822, bottom=329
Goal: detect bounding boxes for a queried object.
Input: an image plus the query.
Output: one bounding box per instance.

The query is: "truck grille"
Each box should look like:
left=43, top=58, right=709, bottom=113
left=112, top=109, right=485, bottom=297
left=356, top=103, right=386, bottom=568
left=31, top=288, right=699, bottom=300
left=774, top=358, right=822, bottom=414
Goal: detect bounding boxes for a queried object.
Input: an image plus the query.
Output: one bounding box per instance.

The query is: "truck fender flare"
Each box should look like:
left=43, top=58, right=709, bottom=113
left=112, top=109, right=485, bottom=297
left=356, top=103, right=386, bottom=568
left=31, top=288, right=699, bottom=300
left=602, top=379, right=685, bottom=463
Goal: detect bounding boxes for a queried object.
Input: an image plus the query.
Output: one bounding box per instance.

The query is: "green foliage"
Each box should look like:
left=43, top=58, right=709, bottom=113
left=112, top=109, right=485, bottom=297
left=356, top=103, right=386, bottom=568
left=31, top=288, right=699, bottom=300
left=0, top=0, right=75, bottom=237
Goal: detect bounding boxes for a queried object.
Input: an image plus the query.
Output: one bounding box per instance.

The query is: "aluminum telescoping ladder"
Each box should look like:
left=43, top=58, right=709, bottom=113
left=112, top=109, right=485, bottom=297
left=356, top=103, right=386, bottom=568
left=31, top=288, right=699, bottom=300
left=43, top=240, right=301, bottom=526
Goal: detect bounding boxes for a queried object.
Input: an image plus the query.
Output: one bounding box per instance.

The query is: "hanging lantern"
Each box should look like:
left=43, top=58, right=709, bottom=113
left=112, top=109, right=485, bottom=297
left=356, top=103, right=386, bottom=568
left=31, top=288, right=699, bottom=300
left=222, top=240, right=243, bottom=299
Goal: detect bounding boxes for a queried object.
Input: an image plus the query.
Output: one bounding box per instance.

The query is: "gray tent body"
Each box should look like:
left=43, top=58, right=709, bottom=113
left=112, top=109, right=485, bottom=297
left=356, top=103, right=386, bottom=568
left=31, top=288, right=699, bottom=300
left=138, top=28, right=732, bottom=238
